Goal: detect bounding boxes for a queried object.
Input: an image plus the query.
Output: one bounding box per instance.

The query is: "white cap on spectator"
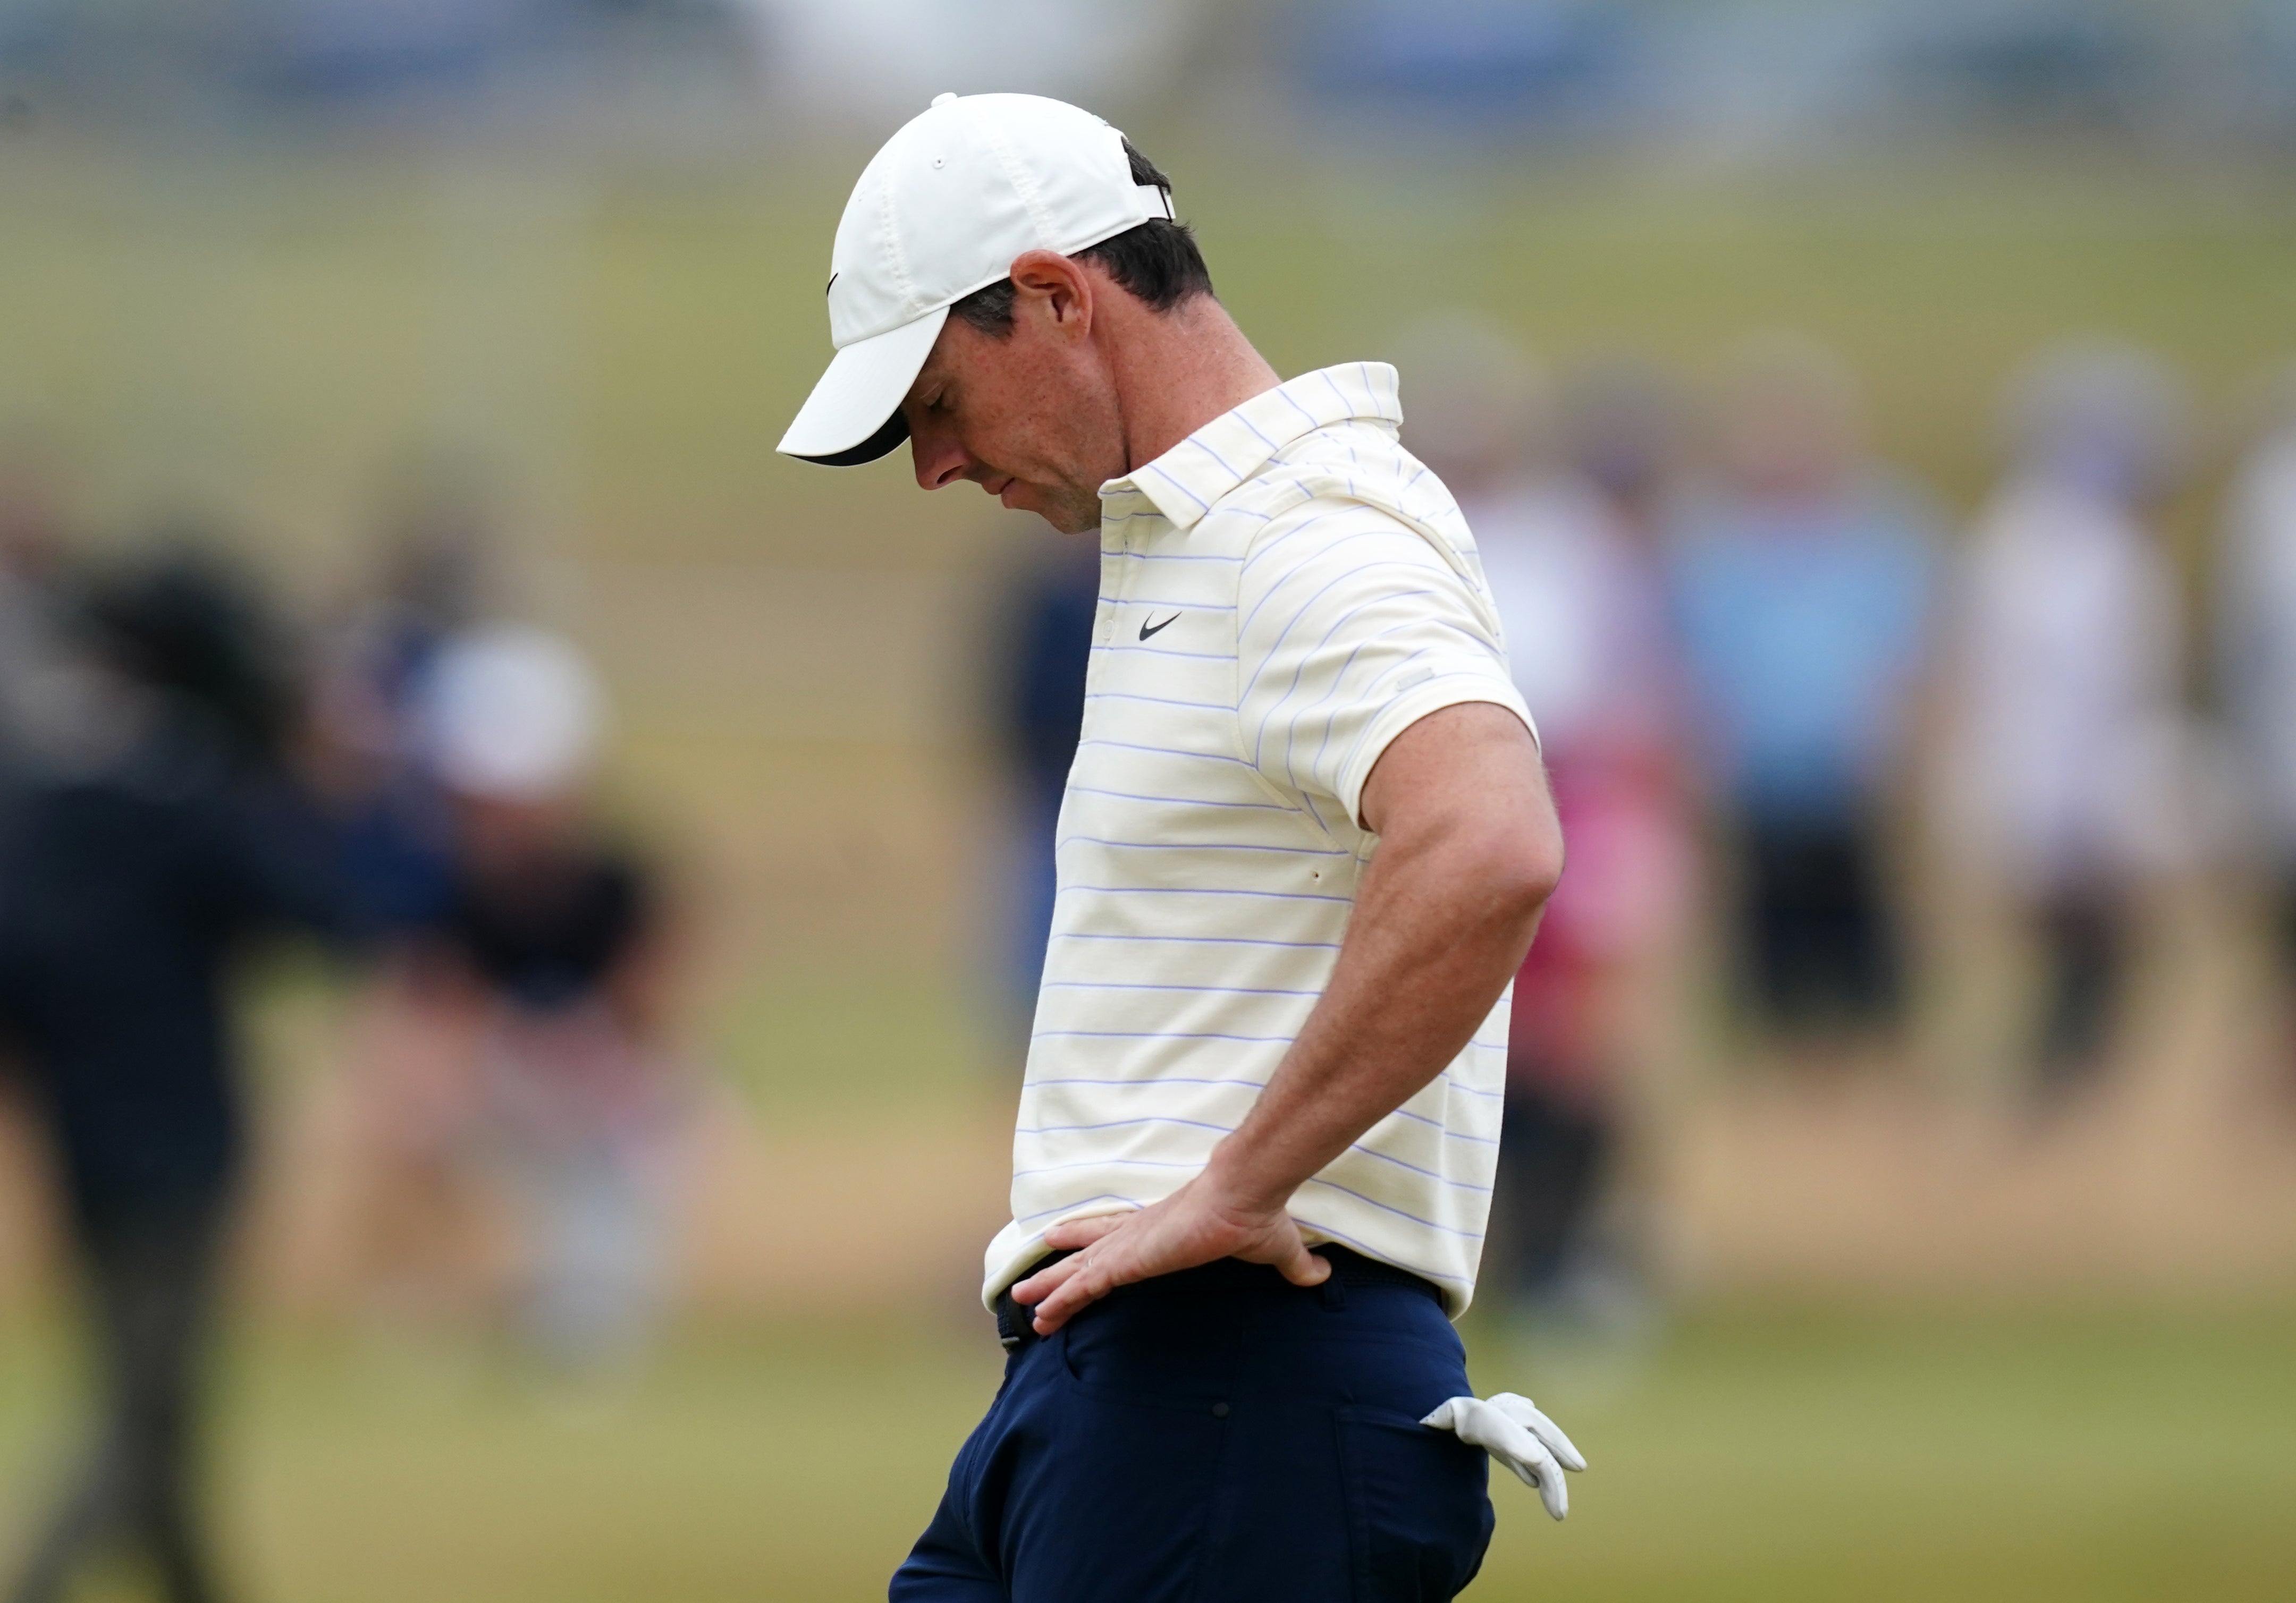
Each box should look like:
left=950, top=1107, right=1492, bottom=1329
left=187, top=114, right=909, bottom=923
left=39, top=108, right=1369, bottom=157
left=424, top=623, right=602, bottom=802
left=777, top=91, right=1175, bottom=467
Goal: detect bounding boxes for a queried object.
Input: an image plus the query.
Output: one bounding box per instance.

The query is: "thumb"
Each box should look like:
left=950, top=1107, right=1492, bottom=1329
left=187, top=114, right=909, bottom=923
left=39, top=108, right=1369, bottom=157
left=1274, top=1234, right=1330, bottom=1288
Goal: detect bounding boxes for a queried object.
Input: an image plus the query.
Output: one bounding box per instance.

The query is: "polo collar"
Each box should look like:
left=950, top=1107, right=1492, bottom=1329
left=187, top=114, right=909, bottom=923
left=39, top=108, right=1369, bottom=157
left=1104, top=362, right=1404, bottom=532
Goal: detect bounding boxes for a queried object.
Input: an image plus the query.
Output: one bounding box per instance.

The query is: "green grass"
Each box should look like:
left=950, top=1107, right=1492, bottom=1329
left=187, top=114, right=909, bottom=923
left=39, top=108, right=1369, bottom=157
left=1, top=1303, right=2287, bottom=1602
left=1468, top=1306, right=2296, bottom=1601
left=707, top=968, right=1004, bottom=1113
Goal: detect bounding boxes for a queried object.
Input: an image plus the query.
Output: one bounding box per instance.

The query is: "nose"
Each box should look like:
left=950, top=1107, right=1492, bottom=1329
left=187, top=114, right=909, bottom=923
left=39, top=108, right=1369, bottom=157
left=908, top=411, right=972, bottom=491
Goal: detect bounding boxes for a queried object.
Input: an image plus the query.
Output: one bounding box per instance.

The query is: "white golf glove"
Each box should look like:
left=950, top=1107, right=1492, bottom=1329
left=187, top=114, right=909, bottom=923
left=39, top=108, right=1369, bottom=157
left=1421, top=1393, right=1586, bottom=1521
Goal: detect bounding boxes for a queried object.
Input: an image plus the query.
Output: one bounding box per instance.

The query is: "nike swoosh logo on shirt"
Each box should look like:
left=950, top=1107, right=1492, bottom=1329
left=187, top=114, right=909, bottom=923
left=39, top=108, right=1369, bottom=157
left=1139, top=613, right=1180, bottom=640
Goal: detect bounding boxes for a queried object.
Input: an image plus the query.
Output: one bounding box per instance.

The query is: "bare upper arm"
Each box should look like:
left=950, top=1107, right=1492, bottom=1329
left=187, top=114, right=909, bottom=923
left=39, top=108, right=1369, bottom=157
left=1357, top=701, right=1560, bottom=881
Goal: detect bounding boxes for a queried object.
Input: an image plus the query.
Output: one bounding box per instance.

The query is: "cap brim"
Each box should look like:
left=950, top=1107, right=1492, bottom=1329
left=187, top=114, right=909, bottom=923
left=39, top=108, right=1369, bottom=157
left=777, top=305, right=948, bottom=467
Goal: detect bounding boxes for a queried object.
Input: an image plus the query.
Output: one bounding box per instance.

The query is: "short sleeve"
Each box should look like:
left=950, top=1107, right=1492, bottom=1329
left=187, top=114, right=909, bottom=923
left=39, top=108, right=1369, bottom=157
left=1236, top=501, right=1536, bottom=829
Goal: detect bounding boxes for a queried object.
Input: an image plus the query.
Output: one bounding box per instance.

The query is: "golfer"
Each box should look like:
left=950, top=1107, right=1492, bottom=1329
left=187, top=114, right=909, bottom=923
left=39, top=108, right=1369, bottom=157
left=781, top=92, right=1585, bottom=1602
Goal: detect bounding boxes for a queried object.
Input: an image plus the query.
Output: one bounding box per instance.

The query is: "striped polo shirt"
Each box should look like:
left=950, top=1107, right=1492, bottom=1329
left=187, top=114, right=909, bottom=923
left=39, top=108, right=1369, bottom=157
left=983, top=361, right=1536, bottom=1318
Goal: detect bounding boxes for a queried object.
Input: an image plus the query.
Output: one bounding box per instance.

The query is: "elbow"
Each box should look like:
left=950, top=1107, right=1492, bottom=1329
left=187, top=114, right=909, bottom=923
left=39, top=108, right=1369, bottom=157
left=1480, top=819, right=1564, bottom=930
left=1518, top=838, right=1567, bottom=922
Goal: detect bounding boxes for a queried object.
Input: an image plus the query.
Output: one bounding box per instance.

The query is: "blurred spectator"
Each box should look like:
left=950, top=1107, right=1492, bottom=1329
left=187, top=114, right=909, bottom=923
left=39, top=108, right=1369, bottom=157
left=1669, top=334, right=1942, bottom=1048
left=1943, top=342, right=2191, bottom=1105
left=307, top=462, right=513, bottom=1324
left=986, top=524, right=1098, bottom=1031
left=0, top=538, right=360, bottom=1603
left=405, top=623, right=686, bottom=1372
left=0, top=433, right=80, bottom=775
left=1403, top=318, right=1692, bottom=1330
left=310, top=457, right=499, bottom=936
left=310, top=479, right=687, bottom=1363
left=2215, top=369, right=2296, bottom=1079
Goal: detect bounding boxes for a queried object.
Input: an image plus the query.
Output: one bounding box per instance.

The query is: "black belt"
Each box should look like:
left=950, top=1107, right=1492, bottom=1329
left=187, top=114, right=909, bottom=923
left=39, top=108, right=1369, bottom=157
left=993, top=1245, right=1441, bottom=1354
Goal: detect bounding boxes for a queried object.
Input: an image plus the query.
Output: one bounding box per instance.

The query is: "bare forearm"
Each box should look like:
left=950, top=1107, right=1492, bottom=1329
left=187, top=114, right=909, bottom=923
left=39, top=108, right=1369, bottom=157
left=1208, top=811, right=1551, bottom=1212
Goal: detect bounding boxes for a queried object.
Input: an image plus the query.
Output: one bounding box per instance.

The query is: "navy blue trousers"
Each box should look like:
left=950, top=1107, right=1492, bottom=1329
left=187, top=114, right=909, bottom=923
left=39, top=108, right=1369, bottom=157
left=890, top=1259, right=1493, bottom=1602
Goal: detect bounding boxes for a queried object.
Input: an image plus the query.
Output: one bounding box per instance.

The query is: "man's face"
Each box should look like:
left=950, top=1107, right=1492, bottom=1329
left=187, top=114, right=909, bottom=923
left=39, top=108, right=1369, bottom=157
left=902, top=292, right=1126, bottom=536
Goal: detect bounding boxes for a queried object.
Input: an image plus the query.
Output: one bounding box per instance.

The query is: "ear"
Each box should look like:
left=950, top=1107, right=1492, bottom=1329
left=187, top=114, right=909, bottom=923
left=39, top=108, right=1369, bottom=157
left=1007, top=249, right=1094, bottom=338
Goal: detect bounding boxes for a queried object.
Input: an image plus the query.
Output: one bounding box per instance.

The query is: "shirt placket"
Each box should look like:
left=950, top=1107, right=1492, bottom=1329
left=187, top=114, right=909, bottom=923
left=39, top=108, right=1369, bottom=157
left=1099, top=505, right=1144, bottom=652
left=1086, top=511, right=1125, bottom=698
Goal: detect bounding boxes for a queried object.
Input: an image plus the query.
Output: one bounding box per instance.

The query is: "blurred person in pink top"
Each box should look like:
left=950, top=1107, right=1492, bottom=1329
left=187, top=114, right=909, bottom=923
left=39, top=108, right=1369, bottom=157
left=1403, top=320, right=1693, bottom=1329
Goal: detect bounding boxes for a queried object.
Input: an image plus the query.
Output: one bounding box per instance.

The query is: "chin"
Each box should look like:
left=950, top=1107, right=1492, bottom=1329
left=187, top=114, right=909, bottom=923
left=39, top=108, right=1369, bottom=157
left=995, top=477, right=1100, bottom=536
left=1034, top=489, right=1104, bottom=536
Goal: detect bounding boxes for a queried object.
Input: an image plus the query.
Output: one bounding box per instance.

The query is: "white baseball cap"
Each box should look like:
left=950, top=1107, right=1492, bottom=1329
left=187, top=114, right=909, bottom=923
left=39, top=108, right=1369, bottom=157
left=423, top=623, right=604, bottom=803
left=777, top=91, right=1175, bottom=467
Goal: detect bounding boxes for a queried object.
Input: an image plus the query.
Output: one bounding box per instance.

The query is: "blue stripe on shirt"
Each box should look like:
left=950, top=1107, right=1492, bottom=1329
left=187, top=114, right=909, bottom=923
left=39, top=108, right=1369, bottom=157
left=1057, top=836, right=1347, bottom=858
left=1029, top=1030, right=1304, bottom=1045
left=1092, top=643, right=1236, bottom=661
left=1067, top=784, right=1291, bottom=812
left=1039, top=980, right=1323, bottom=997
left=1054, top=884, right=1353, bottom=904
left=1076, top=738, right=1253, bottom=768
left=1287, top=1216, right=1470, bottom=1288
left=1296, top=1175, right=1484, bottom=1240
left=1051, top=932, right=1343, bottom=951
left=1017, top=1114, right=1237, bottom=1138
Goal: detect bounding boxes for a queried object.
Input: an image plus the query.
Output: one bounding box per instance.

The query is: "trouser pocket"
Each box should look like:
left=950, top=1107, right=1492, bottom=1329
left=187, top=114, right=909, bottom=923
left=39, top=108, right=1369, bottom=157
left=990, top=1329, right=1229, bottom=1602
left=1335, top=1406, right=1495, bottom=1602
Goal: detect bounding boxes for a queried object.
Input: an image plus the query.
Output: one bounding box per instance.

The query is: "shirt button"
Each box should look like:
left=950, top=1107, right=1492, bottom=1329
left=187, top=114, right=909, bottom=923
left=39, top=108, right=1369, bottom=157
left=1211, top=1402, right=1230, bottom=1418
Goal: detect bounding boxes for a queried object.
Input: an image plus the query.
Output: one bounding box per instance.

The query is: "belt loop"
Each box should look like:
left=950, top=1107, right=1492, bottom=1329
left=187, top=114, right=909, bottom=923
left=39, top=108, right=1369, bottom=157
left=995, top=1292, right=1028, bottom=1352
left=1320, top=1277, right=1346, bottom=1312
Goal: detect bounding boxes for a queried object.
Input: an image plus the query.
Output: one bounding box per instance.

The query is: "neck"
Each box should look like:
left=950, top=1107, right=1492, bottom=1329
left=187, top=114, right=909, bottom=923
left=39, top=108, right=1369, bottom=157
left=1100, top=296, right=1280, bottom=476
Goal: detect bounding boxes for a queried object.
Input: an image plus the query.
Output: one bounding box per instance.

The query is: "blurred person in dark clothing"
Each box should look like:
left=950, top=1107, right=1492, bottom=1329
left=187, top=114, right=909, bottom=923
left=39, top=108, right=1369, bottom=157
left=407, top=623, right=685, bottom=1372
left=0, top=541, right=359, bottom=1603
left=989, top=526, right=1100, bottom=1027
left=1668, top=336, right=1942, bottom=1049
left=0, top=435, right=81, bottom=774
left=1943, top=343, right=2190, bottom=1106
left=311, top=456, right=501, bottom=937
left=301, top=462, right=529, bottom=1321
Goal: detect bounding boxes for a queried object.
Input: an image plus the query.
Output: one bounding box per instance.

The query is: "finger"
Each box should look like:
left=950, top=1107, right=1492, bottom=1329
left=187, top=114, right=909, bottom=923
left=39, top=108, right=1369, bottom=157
left=1041, top=1214, right=1129, bottom=1252
left=1010, top=1252, right=1090, bottom=1308
left=1029, top=1251, right=1119, bottom=1334
left=1237, top=1213, right=1328, bottom=1288
left=1532, top=1416, right=1587, bottom=1474
left=1015, top=1216, right=1135, bottom=1305
left=1490, top=1394, right=1586, bottom=1472
left=1276, top=1244, right=1330, bottom=1288
left=1531, top=1446, right=1568, bottom=1521
left=1494, top=1433, right=1567, bottom=1519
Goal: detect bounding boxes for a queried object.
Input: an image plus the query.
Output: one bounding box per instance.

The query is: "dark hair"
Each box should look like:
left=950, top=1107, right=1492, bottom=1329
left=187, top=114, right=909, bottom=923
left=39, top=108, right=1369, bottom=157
left=81, top=538, right=297, bottom=767
left=949, top=139, right=1213, bottom=337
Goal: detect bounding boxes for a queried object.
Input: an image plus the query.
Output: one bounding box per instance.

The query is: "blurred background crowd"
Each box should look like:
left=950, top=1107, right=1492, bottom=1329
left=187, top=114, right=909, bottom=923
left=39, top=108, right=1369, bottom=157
left=1, top=2, right=2293, bottom=1601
